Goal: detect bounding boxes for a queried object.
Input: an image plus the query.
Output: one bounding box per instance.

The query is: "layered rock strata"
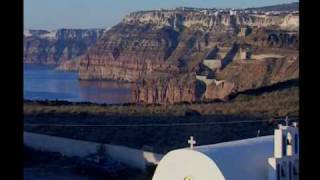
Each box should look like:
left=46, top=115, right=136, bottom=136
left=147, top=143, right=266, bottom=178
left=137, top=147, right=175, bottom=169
left=78, top=7, right=298, bottom=82
left=24, top=29, right=106, bottom=65
left=132, top=75, right=206, bottom=104
left=28, top=5, right=298, bottom=104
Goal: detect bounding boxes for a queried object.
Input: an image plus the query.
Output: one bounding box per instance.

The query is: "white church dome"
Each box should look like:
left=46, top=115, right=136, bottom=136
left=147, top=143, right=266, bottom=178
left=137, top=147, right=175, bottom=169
left=153, top=135, right=274, bottom=180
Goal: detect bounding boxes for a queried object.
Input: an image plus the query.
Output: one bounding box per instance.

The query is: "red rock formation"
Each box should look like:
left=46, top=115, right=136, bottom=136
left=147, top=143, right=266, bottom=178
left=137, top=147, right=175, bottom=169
left=216, top=56, right=299, bottom=92
left=205, top=81, right=236, bottom=101
left=132, top=75, right=204, bottom=104
left=73, top=8, right=299, bottom=104
left=133, top=55, right=298, bottom=104
left=78, top=24, right=180, bottom=81
left=77, top=8, right=298, bottom=82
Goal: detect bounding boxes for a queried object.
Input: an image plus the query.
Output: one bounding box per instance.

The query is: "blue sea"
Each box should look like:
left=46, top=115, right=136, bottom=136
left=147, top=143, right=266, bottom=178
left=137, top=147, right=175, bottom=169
left=23, top=64, right=133, bottom=104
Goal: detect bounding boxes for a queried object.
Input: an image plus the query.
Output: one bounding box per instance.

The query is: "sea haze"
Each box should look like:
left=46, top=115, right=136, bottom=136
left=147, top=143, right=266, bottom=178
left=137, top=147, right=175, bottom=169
left=23, top=64, right=133, bottom=104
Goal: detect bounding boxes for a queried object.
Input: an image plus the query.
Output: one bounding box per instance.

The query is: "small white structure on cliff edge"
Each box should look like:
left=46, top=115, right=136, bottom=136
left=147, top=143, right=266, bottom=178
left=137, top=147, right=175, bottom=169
left=202, top=47, right=223, bottom=71
left=152, top=122, right=299, bottom=180
left=203, top=59, right=222, bottom=71
left=238, top=26, right=251, bottom=37
left=239, top=44, right=252, bottom=60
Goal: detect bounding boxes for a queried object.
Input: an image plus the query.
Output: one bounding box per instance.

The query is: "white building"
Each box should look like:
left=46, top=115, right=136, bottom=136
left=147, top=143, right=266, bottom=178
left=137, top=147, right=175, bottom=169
left=229, top=10, right=237, bottom=16
left=195, top=75, right=214, bottom=86
left=238, top=26, right=251, bottom=37
left=152, top=122, right=299, bottom=180
left=203, top=59, right=222, bottom=70
left=239, top=45, right=252, bottom=60
left=268, top=122, right=299, bottom=180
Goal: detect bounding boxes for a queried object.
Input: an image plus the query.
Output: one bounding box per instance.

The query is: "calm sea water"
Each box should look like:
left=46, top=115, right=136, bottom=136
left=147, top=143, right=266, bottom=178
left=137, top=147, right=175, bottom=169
left=23, top=64, right=133, bottom=104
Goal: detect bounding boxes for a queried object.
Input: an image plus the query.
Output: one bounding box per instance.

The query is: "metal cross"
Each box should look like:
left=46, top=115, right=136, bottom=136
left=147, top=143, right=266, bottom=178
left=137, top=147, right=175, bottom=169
left=257, top=129, right=261, bottom=137
left=188, top=136, right=196, bottom=149
left=285, top=116, right=289, bottom=126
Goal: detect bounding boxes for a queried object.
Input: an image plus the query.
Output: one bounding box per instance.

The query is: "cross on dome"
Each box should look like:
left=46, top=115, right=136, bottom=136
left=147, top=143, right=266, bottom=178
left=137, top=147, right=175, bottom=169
left=285, top=116, right=289, bottom=126
left=188, top=136, right=196, bottom=149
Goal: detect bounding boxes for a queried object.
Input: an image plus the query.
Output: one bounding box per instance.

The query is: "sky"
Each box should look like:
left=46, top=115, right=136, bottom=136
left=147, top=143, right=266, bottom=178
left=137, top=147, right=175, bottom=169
left=24, top=0, right=298, bottom=30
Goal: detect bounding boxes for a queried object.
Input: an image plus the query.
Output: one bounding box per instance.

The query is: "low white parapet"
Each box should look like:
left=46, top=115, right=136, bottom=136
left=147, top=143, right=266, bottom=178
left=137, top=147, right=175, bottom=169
left=196, top=75, right=225, bottom=87
left=196, top=75, right=214, bottom=86
left=213, top=79, right=225, bottom=86
left=24, top=132, right=163, bottom=170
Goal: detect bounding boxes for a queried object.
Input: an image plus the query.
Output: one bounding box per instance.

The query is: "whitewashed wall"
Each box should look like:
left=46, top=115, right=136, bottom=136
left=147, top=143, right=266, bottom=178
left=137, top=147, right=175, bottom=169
left=24, top=132, right=163, bottom=170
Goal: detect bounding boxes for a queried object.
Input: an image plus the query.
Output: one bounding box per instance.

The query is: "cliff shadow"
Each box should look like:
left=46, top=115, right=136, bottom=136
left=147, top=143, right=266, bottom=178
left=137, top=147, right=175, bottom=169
left=206, top=46, right=220, bottom=59
left=221, top=43, right=239, bottom=69
left=228, top=79, right=299, bottom=99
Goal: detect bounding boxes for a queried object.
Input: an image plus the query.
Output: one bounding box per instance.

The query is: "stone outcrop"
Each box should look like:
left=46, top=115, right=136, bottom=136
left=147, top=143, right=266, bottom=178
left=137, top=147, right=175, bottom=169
left=132, top=75, right=206, bottom=104
left=216, top=56, right=299, bottom=92
left=56, top=55, right=82, bottom=71
left=244, top=28, right=299, bottom=50
left=24, top=29, right=106, bottom=65
left=204, top=80, right=236, bottom=101
left=132, top=43, right=298, bottom=104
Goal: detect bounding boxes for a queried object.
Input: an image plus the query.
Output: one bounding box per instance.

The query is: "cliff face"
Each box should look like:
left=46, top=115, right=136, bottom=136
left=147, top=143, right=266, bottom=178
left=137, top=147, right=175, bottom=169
left=133, top=57, right=298, bottom=104
left=132, top=75, right=205, bottom=104
left=55, top=55, right=82, bottom=71
left=22, top=3, right=299, bottom=105
left=78, top=24, right=180, bottom=81
left=24, top=29, right=106, bottom=65
left=216, top=56, right=299, bottom=92
left=35, top=5, right=295, bottom=104
left=204, top=81, right=236, bottom=101
left=244, top=28, right=299, bottom=50
left=78, top=8, right=298, bottom=82
left=76, top=7, right=299, bottom=104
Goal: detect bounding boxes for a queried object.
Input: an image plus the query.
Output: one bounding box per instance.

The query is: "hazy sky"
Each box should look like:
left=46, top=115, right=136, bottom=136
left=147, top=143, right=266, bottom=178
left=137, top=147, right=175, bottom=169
left=24, top=0, right=298, bottom=30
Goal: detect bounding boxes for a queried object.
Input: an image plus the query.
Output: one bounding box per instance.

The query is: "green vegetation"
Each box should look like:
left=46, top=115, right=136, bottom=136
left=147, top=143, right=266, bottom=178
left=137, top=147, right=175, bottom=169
left=24, top=86, right=298, bottom=118
left=24, top=86, right=298, bottom=154
left=196, top=86, right=299, bottom=118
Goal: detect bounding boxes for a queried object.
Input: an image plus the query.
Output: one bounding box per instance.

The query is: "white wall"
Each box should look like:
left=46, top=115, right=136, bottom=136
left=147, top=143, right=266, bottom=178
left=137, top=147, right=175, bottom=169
left=196, top=75, right=214, bottom=86
left=203, top=59, right=222, bottom=70
left=24, top=132, right=163, bottom=170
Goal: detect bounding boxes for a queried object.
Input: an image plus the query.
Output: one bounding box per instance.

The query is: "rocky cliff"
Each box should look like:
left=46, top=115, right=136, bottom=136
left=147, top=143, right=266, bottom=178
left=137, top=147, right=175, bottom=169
left=204, top=80, right=236, bottom=101
left=132, top=74, right=206, bottom=104
left=24, top=29, right=106, bottom=65
left=78, top=7, right=298, bottom=83
left=216, top=56, right=299, bottom=92
left=78, top=24, right=180, bottom=81
left=133, top=54, right=298, bottom=104
left=44, top=4, right=299, bottom=104
left=128, top=11, right=298, bottom=103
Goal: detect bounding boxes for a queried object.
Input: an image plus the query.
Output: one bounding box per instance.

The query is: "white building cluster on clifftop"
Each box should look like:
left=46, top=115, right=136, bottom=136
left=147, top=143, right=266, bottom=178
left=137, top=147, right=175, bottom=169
left=122, top=6, right=299, bottom=31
